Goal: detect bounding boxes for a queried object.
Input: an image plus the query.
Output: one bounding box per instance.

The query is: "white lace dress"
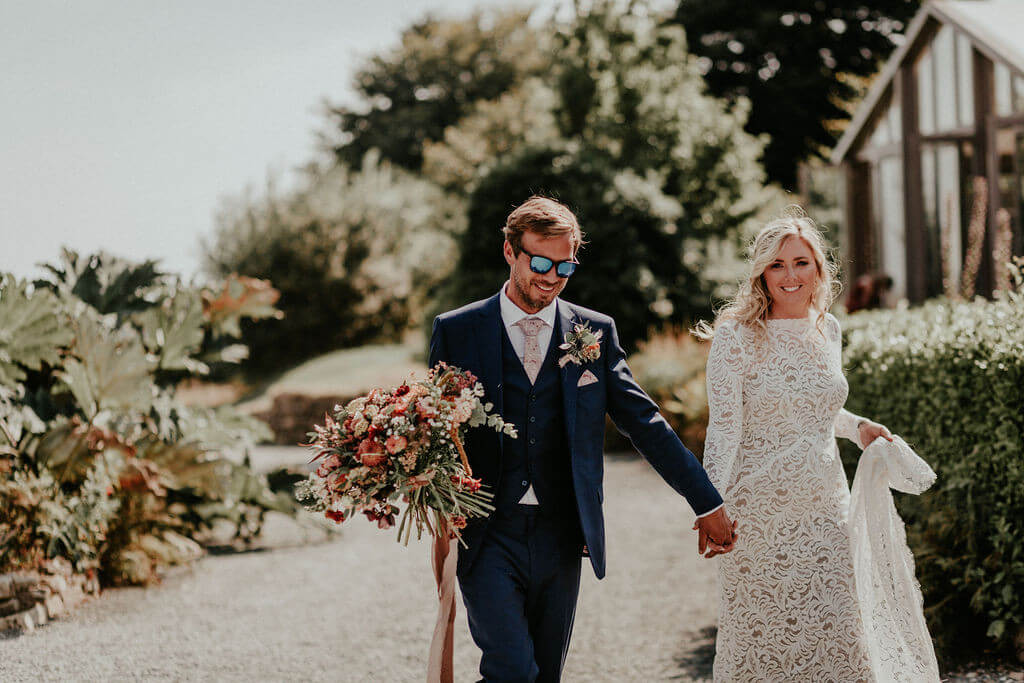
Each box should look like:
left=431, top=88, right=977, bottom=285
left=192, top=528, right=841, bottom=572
left=703, top=313, right=875, bottom=682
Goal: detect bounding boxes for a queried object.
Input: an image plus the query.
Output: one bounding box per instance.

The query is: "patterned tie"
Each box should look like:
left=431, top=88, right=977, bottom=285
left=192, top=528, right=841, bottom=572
left=515, top=317, right=546, bottom=384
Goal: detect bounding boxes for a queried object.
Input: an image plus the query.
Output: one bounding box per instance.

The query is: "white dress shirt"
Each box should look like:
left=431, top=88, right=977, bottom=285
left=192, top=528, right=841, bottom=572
left=499, top=282, right=558, bottom=504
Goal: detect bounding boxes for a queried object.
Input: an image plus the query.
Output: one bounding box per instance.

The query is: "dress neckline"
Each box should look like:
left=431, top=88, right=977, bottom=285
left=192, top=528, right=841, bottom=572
left=765, top=309, right=820, bottom=325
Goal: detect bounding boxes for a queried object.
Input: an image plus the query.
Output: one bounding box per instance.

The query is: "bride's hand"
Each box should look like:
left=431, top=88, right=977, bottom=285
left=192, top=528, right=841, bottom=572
left=857, top=419, right=893, bottom=448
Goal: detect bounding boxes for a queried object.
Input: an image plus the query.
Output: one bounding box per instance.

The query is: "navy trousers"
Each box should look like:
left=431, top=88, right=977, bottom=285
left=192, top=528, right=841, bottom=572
left=458, top=507, right=584, bottom=683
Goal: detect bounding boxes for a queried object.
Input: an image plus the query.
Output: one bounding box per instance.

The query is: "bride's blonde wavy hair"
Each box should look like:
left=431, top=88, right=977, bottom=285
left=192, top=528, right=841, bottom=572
left=694, top=207, right=840, bottom=340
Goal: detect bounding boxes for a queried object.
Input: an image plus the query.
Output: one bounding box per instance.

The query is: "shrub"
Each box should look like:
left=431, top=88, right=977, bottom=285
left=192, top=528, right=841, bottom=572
left=0, top=252, right=297, bottom=586
left=624, top=329, right=710, bottom=455
left=839, top=284, right=1024, bottom=661
left=203, top=155, right=465, bottom=373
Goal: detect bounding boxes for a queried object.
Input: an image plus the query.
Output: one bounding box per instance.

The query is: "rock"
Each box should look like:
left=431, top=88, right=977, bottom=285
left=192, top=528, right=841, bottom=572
left=45, top=594, right=66, bottom=619
left=0, top=609, right=35, bottom=636
left=11, top=573, right=39, bottom=591
left=42, top=573, right=69, bottom=595
left=0, top=597, right=19, bottom=616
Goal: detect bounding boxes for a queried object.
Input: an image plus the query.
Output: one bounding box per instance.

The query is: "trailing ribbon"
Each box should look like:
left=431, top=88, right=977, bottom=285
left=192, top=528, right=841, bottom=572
left=428, top=431, right=472, bottom=683
left=427, top=523, right=457, bottom=683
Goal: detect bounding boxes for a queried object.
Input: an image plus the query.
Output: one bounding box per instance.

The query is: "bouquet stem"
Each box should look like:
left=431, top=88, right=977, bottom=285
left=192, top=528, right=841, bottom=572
left=450, top=428, right=472, bottom=477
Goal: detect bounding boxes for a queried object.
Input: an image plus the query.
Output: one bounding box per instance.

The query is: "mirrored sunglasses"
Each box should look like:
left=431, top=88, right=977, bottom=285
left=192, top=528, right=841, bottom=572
left=520, top=247, right=579, bottom=278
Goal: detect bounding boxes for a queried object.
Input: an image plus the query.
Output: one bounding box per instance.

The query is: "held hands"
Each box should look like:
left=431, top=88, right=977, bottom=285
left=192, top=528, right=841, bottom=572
left=857, top=419, right=893, bottom=449
left=692, top=507, right=738, bottom=559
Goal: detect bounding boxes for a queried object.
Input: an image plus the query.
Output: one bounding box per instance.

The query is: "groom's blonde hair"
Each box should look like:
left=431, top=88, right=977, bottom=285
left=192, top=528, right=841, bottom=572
left=503, top=196, right=586, bottom=256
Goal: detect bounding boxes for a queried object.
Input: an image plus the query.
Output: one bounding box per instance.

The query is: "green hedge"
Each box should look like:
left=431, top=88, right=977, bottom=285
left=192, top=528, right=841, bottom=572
left=839, top=292, right=1024, bottom=661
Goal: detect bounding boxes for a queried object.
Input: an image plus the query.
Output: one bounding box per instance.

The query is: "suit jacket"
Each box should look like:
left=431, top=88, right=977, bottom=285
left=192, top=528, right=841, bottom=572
left=429, top=292, right=723, bottom=578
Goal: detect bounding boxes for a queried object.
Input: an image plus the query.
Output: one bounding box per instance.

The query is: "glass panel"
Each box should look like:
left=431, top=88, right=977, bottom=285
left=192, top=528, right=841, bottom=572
left=1017, top=134, right=1024, bottom=255
left=889, top=84, right=902, bottom=143
left=918, top=48, right=936, bottom=135
left=995, top=61, right=1013, bottom=116
left=933, top=25, right=957, bottom=131
left=997, top=128, right=1023, bottom=262
left=956, top=32, right=974, bottom=126
left=877, top=157, right=907, bottom=300
left=868, top=109, right=890, bottom=149
left=921, top=148, right=937, bottom=290
left=936, top=145, right=963, bottom=294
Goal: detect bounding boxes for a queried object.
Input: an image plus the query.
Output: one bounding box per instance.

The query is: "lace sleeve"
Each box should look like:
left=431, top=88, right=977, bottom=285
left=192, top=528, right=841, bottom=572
left=828, top=314, right=865, bottom=447
left=703, top=320, right=745, bottom=493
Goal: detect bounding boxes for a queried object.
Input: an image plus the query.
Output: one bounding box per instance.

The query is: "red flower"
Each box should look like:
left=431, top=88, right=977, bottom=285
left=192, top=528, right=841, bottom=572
left=450, top=515, right=467, bottom=530
left=357, top=438, right=386, bottom=467
left=325, top=510, right=345, bottom=523
left=363, top=504, right=398, bottom=529
left=394, top=383, right=411, bottom=398
left=450, top=475, right=482, bottom=492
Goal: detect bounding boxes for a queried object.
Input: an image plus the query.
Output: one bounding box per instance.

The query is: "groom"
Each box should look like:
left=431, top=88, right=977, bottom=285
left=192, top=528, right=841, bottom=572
left=429, top=195, right=735, bottom=682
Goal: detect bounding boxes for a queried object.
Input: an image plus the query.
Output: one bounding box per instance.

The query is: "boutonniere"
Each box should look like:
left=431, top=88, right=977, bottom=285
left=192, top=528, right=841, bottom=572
left=558, top=321, right=603, bottom=368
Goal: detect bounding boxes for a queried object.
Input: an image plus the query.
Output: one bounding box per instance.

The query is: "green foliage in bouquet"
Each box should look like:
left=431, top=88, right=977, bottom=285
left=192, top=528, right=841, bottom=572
left=0, top=252, right=294, bottom=586
left=838, top=267, right=1024, bottom=662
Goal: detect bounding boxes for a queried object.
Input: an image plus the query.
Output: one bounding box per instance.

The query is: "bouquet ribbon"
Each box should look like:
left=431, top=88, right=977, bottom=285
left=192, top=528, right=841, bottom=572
left=427, top=523, right=457, bottom=683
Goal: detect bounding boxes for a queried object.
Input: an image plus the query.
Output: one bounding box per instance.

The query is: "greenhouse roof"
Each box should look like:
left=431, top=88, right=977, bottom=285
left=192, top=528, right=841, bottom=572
left=832, top=0, right=1024, bottom=163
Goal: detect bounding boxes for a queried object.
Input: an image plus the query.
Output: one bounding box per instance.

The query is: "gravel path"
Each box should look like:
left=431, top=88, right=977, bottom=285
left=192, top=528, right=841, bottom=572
left=0, top=450, right=719, bottom=682
left=3, top=447, right=1017, bottom=681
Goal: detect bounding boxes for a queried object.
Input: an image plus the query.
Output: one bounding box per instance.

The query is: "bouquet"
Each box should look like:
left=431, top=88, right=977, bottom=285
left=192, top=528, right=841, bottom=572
left=297, top=362, right=516, bottom=545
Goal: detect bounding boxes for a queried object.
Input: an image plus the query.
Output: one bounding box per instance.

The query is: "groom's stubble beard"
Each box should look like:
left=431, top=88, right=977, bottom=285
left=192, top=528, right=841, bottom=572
left=510, top=261, right=565, bottom=311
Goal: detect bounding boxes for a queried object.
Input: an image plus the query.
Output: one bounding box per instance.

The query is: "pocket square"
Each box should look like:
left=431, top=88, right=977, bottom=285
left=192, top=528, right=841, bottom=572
left=577, top=370, right=599, bottom=387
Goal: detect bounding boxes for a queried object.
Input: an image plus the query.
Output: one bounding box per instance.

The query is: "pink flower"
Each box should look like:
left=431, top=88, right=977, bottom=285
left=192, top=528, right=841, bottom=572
left=385, top=434, right=408, bottom=454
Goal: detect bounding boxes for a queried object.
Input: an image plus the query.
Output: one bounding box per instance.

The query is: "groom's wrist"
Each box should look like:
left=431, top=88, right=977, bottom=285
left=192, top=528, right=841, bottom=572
left=696, top=503, right=724, bottom=519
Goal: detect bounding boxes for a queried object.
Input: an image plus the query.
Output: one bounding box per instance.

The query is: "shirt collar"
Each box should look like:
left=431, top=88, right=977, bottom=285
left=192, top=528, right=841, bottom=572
left=499, top=281, right=558, bottom=328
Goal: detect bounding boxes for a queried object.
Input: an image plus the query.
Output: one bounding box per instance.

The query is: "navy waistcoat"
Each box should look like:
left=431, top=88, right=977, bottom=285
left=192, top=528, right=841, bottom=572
left=496, top=322, right=578, bottom=521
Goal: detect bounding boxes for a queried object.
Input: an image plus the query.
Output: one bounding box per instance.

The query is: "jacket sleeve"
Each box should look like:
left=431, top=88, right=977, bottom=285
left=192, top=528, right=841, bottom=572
left=702, top=320, right=745, bottom=494
left=428, top=315, right=450, bottom=368
left=604, top=319, right=724, bottom=516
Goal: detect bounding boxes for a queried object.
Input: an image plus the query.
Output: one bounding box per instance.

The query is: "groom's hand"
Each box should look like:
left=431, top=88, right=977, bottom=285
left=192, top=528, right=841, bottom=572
left=692, top=507, right=737, bottom=558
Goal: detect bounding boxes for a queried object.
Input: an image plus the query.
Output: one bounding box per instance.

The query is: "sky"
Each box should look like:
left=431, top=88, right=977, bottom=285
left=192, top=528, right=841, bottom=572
left=0, top=0, right=584, bottom=282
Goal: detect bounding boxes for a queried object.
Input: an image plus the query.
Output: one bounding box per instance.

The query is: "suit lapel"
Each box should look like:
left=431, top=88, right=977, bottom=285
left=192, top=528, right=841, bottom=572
left=475, top=293, right=504, bottom=458
left=557, top=300, right=581, bottom=457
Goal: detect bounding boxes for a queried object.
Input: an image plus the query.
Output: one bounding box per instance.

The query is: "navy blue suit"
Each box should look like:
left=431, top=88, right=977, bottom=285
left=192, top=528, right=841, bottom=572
left=429, top=292, right=722, bottom=682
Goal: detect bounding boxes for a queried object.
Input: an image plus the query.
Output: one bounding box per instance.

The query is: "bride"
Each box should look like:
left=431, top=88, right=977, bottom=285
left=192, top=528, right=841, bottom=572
left=695, top=210, right=938, bottom=681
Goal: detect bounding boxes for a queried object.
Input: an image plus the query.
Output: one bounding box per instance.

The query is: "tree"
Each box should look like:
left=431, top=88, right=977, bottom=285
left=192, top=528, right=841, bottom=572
left=673, top=0, right=920, bottom=188
left=202, top=155, right=466, bottom=372
left=326, top=9, right=548, bottom=172
left=440, top=2, right=785, bottom=351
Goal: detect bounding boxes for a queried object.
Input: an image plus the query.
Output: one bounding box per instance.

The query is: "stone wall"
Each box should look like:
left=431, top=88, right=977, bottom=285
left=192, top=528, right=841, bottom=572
left=255, top=393, right=355, bottom=446
left=0, top=559, right=99, bottom=636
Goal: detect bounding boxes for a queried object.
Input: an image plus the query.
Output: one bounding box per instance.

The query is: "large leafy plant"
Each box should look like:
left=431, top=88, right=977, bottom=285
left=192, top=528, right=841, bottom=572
left=0, top=252, right=294, bottom=586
